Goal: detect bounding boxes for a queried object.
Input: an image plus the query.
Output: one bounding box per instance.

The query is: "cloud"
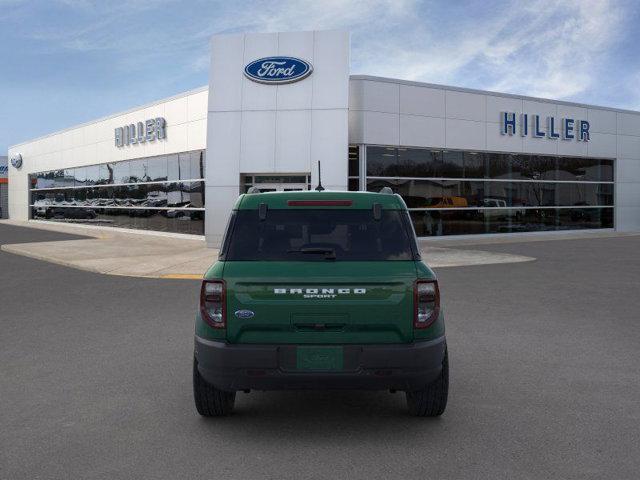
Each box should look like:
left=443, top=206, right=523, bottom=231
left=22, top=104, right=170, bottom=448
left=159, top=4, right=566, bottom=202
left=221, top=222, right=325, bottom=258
left=484, top=0, right=624, bottom=99
left=2, top=0, right=637, bottom=105
left=12, top=0, right=424, bottom=85
left=350, top=0, right=627, bottom=102
left=1, top=0, right=638, bottom=153
left=628, top=71, right=640, bottom=110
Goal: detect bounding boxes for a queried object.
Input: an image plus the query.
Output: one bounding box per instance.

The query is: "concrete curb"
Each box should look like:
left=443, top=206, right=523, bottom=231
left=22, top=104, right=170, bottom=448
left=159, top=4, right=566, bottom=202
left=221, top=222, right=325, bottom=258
left=1, top=241, right=535, bottom=279
left=0, top=218, right=205, bottom=242
left=1, top=218, right=541, bottom=279
left=1, top=243, right=206, bottom=279
left=1, top=243, right=104, bottom=274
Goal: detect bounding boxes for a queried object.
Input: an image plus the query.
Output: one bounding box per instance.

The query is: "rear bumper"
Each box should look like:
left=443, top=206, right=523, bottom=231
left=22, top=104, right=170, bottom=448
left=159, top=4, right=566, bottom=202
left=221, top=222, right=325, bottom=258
left=194, top=336, right=446, bottom=392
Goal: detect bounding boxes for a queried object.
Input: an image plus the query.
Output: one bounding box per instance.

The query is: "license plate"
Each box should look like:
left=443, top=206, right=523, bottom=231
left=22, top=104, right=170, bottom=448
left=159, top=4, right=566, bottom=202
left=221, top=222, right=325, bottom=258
left=296, top=346, right=343, bottom=371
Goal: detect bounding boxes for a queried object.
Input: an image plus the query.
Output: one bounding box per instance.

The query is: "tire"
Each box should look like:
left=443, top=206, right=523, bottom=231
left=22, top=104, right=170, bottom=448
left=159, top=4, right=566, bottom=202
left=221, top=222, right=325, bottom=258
left=193, top=358, right=236, bottom=417
left=406, top=347, right=449, bottom=417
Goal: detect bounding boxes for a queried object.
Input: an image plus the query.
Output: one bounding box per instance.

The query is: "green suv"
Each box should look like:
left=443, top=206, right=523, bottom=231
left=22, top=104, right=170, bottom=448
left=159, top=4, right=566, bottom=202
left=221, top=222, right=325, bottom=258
left=193, top=190, right=448, bottom=416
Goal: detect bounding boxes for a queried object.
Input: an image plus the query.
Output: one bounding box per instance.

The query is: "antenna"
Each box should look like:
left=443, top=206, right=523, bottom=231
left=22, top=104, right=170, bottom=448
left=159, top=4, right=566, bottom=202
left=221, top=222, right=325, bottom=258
left=315, top=161, right=325, bottom=191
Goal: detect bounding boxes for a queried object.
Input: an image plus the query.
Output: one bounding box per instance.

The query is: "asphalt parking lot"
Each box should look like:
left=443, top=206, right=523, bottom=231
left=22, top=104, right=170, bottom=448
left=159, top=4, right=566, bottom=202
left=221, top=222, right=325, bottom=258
left=1, top=224, right=639, bottom=480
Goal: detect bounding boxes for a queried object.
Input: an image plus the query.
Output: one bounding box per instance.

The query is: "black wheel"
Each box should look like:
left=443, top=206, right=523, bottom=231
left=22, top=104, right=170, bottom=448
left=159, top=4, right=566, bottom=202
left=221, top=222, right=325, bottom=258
left=193, top=358, right=236, bottom=417
left=406, top=347, right=449, bottom=417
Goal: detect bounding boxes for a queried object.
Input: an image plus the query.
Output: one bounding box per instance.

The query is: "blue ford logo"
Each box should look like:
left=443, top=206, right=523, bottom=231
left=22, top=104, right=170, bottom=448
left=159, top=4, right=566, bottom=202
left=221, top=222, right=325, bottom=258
left=244, top=56, right=313, bottom=85
left=234, top=309, right=255, bottom=319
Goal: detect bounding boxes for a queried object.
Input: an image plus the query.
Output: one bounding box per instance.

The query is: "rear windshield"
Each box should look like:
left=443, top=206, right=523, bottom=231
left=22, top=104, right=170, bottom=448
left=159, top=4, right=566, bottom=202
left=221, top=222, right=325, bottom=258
left=223, top=209, right=417, bottom=261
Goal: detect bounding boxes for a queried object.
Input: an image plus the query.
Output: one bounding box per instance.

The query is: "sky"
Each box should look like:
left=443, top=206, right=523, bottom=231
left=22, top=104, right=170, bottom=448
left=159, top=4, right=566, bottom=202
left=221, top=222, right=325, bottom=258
left=1, top=0, right=639, bottom=153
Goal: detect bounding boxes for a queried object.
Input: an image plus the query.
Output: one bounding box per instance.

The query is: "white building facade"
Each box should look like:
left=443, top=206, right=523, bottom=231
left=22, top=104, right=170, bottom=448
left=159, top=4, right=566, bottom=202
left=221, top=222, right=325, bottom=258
left=7, top=30, right=640, bottom=246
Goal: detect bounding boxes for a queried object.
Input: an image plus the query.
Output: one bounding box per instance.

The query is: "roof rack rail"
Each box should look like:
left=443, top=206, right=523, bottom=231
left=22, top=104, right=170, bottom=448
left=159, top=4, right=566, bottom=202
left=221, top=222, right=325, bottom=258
left=247, top=187, right=261, bottom=194
left=379, top=187, right=393, bottom=194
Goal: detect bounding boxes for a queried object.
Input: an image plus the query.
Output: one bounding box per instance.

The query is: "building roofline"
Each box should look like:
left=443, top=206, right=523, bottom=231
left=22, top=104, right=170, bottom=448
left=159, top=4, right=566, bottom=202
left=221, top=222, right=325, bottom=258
left=9, top=75, right=640, bottom=151
left=8, top=85, right=209, bottom=150
left=349, top=75, right=640, bottom=116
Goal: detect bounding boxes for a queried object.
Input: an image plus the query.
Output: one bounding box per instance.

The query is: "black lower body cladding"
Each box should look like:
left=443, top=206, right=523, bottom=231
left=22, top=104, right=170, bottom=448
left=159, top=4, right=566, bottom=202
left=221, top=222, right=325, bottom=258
left=194, top=336, right=446, bottom=391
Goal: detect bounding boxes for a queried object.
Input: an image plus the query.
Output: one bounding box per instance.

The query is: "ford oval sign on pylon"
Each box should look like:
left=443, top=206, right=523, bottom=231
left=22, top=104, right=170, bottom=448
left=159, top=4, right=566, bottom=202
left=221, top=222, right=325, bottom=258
left=244, top=57, right=313, bottom=84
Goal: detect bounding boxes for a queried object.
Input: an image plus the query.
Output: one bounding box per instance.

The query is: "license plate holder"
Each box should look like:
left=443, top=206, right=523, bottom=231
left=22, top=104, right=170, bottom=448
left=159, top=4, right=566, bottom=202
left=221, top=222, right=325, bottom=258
left=296, top=346, right=343, bottom=371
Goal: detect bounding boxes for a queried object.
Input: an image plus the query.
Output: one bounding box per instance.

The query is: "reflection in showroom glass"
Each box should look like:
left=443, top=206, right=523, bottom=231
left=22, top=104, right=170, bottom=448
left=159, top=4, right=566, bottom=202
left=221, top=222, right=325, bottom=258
left=352, top=146, right=615, bottom=236
left=408, top=208, right=613, bottom=236
left=29, top=151, right=206, bottom=235
left=30, top=150, right=206, bottom=189
left=366, top=146, right=614, bottom=182
left=368, top=179, right=614, bottom=209
left=30, top=205, right=204, bottom=235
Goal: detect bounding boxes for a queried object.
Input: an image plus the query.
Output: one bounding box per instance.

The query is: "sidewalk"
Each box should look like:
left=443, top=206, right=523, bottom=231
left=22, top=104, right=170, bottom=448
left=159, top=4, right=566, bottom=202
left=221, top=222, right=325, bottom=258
left=0, top=220, right=215, bottom=278
left=0, top=219, right=536, bottom=279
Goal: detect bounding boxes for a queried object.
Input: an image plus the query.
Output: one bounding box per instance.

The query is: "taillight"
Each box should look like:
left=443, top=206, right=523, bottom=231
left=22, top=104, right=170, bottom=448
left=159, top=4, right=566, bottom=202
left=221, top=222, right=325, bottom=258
left=414, top=280, right=440, bottom=329
left=200, top=280, right=226, bottom=328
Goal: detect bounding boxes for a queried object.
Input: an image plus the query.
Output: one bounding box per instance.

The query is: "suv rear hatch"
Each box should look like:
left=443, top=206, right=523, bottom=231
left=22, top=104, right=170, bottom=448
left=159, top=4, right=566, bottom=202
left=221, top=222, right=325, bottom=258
left=220, top=203, right=420, bottom=344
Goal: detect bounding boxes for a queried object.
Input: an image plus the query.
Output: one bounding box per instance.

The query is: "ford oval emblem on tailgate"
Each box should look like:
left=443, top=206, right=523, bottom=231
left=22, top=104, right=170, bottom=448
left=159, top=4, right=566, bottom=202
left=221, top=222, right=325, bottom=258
left=244, top=56, right=313, bottom=84
left=234, top=310, right=255, bottom=319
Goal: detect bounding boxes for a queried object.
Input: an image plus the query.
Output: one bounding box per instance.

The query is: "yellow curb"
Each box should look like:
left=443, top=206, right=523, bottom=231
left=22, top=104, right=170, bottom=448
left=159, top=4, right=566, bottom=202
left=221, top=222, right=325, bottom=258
left=159, top=274, right=203, bottom=279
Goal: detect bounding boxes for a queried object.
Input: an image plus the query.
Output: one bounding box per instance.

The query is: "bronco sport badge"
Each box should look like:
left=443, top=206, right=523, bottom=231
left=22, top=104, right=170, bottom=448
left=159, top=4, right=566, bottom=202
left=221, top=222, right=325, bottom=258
left=274, top=288, right=367, bottom=299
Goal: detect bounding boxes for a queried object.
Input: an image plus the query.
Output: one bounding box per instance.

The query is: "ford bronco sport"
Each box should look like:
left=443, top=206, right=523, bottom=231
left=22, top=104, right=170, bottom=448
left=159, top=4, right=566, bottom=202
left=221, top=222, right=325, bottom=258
left=193, top=190, right=448, bottom=416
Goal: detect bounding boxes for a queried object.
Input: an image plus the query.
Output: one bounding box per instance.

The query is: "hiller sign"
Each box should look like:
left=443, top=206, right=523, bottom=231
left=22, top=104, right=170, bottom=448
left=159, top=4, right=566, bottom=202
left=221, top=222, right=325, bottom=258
left=115, top=117, right=166, bottom=147
left=500, top=112, right=590, bottom=141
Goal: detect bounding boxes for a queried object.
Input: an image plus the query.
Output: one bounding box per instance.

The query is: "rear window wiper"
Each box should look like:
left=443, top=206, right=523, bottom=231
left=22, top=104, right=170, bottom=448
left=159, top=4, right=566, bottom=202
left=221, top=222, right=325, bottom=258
left=287, top=247, right=337, bottom=260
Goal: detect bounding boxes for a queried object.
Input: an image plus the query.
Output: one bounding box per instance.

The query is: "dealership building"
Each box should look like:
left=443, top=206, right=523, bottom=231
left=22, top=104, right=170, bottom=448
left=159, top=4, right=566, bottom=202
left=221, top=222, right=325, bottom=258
left=0, top=156, right=7, bottom=219
left=7, top=30, right=640, bottom=246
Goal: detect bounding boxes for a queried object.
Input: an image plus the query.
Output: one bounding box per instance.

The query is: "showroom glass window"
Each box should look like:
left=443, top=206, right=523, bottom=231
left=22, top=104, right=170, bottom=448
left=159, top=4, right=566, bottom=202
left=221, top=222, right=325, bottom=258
left=28, top=150, right=206, bottom=235
left=349, top=145, right=614, bottom=236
